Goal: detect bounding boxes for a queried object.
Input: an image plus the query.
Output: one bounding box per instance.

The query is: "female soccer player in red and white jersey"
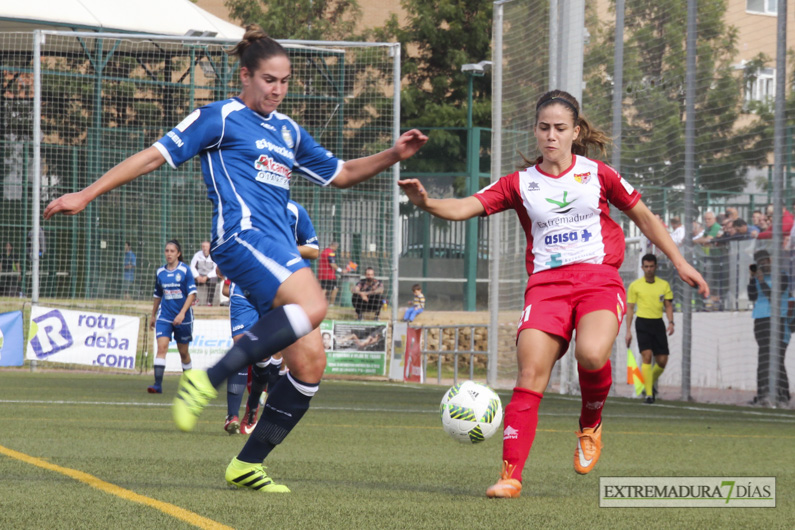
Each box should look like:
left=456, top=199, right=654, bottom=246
left=399, top=90, right=708, bottom=499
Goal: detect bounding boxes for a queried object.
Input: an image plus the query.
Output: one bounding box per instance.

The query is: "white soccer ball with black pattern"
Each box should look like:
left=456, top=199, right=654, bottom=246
left=440, top=381, right=503, bottom=444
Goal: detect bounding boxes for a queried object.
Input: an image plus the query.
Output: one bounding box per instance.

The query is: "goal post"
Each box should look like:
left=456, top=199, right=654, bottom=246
left=1, top=30, right=399, bottom=372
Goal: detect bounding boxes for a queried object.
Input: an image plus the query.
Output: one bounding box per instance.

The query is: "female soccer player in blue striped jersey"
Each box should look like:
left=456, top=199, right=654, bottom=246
left=148, top=239, right=197, bottom=394
left=223, top=200, right=320, bottom=436
left=44, top=24, right=427, bottom=493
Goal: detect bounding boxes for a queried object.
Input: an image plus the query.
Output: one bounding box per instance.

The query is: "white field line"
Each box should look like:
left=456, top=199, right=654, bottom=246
left=0, top=398, right=793, bottom=424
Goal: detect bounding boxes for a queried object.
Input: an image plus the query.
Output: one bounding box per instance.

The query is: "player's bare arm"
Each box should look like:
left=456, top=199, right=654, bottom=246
left=398, top=179, right=485, bottom=221
left=332, top=129, right=428, bottom=189
left=624, top=303, right=634, bottom=347
left=298, top=245, right=319, bottom=260
left=625, top=200, right=709, bottom=297
left=44, top=146, right=166, bottom=219
left=150, top=298, right=160, bottom=329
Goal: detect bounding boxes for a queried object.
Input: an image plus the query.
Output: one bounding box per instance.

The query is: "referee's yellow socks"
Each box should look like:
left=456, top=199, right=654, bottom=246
left=641, top=363, right=653, bottom=396
left=651, top=363, right=665, bottom=384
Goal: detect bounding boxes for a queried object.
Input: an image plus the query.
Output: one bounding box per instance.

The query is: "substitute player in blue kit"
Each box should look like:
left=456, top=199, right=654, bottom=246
left=44, top=24, right=427, bottom=493
left=148, top=239, right=197, bottom=394
left=223, top=199, right=320, bottom=436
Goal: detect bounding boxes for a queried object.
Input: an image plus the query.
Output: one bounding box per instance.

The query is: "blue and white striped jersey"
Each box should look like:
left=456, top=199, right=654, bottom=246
left=287, top=200, right=318, bottom=266
left=153, top=262, right=197, bottom=323
left=154, top=97, right=343, bottom=247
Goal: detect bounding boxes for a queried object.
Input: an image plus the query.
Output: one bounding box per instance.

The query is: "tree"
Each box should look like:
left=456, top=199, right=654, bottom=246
left=374, top=0, right=493, bottom=194
left=583, top=0, right=775, bottom=211
left=375, top=0, right=492, bottom=128
left=224, top=0, right=363, bottom=41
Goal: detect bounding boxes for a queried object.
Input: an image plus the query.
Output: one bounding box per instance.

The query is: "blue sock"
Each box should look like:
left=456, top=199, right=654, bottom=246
left=237, top=373, right=318, bottom=463
left=247, top=363, right=269, bottom=411
left=227, top=369, right=248, bottom=417
left=206, top=305, right=312, bottom=388
left=153, top=358, right=166, bottom=388
left=267, top=358, right=283, bottom=392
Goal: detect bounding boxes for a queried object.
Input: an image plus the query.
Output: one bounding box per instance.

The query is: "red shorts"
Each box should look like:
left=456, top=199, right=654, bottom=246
left=517, top=264, right=626, bottom=346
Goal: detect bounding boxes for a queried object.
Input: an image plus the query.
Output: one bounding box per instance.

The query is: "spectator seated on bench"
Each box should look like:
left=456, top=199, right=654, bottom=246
left=350, top=267, right=384, bottom=320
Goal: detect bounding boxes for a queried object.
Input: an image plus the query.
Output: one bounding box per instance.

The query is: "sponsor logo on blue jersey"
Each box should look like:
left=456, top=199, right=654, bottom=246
left=256, top=138, right=294, bottom=159
left=281, top=125, right=294, bottom=148
left=255, top=154, right=292, bottom=189
left=167, top=131, right=184, bottom=147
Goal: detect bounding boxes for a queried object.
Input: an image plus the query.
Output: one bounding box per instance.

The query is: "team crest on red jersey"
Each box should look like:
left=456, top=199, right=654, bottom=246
left=573, top=172, right=591, bottom=184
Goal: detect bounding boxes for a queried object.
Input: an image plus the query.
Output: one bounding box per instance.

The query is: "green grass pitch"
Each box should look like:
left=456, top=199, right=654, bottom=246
left=0, top=371, right=792, bottom=529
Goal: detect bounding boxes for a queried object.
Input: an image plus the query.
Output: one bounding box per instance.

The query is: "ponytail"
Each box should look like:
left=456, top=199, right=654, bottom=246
left=228, top=24, right=288, bottom=72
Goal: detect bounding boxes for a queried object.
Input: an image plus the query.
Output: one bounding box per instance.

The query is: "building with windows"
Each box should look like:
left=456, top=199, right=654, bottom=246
left=728, top=0, right=793, bottom=103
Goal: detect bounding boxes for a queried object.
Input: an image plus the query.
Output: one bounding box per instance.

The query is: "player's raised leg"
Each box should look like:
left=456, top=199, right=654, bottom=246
left=173, top=265, right=324, bottom=432
left=487, top=329, right=561, bottom=498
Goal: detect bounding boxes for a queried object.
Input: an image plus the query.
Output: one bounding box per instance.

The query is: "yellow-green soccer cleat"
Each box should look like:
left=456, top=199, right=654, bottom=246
left=225, top=458, right=291, bottom=493
left=172, top=369, right=217, bottom=432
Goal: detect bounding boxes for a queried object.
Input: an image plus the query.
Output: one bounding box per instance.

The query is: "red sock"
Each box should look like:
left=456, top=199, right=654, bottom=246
left=502, top=387, right=543, bottom=481
left=578, top=360, right=612, bottom=429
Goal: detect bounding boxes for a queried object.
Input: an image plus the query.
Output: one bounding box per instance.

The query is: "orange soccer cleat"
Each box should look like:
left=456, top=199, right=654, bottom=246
left=486, top=460, right=522, bottom=499
left=574, top=421, right=603, bottom=475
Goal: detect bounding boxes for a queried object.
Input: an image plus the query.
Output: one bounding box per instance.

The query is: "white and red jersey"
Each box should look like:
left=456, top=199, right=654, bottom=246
left=475, top=155, right=640, bottom=276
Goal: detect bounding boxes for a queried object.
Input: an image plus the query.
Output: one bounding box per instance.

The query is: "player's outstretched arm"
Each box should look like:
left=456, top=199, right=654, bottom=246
left=625, top=200, right=710, bottom=297
left=297, top=245, right=319, bottom=260
left=44, top=146, right=166, bottom=219
left=331, top=129, right=428, bottom=189
left=398, top=178, right=485, bottom=221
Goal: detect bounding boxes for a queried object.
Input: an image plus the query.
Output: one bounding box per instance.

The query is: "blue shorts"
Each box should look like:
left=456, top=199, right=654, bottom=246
left=212, top=229, right=308, bottom=315
left=230, top=294, right=259, bottom=337
left=155, top=320, right=193, bottom=344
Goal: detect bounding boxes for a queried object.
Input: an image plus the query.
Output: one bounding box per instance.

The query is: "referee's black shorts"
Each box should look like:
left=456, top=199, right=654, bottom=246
left=635, top=317, right=669, bottom=356
left=320, top=278, right=338, bottom=291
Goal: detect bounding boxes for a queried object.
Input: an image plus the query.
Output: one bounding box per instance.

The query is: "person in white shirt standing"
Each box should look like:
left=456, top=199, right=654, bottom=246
left=670, top=217, right=684, bottom=247
left=190, top=241, right=218, bottom=306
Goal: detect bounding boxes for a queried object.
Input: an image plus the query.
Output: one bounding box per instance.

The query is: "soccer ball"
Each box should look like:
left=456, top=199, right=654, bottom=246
left=440, top=381, right=503, bottom=444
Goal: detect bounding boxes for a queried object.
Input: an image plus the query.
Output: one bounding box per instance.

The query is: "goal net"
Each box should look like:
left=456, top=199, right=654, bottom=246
left=491, top=0, right=794, bottom=405
left=1, top=31, right=398, bottom=372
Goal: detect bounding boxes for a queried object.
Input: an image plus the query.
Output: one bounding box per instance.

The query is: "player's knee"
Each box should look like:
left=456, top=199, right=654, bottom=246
left=299, top=285, right=328, bottom=327
left=285, top=344, right=326, bottom=382
left=251, top=362, right=269, bottom=382
left=516, top=363, right=552, bottom=390
left=575, top=347, right=609, bottom=370
left=303, top=300, right=327, bottom=329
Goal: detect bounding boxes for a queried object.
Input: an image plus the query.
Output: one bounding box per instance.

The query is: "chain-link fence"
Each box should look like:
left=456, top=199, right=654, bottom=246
left=1, top=30, right=399, bottom=370
left=490, top=0, right=794, bottom=406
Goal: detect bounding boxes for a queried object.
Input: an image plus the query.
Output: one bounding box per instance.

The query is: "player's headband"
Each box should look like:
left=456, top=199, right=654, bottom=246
left=536, top=96, right=579, bottom=123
